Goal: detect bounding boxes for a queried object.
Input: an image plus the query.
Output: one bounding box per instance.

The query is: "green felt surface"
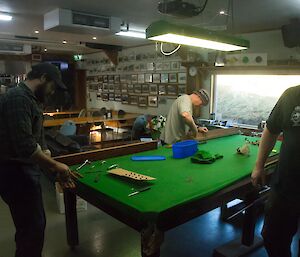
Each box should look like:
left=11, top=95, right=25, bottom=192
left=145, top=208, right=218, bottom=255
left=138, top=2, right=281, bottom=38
left=72, top=135, right=281, bottom=218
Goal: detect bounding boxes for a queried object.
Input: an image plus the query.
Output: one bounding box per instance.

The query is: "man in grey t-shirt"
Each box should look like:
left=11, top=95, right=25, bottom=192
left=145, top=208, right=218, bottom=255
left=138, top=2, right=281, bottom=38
left=160, top=89, right=210, bottom=144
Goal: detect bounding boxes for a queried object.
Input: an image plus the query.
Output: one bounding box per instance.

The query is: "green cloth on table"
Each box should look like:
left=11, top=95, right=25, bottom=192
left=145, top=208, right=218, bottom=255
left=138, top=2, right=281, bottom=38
left=191, top=150, right=223, bottom=164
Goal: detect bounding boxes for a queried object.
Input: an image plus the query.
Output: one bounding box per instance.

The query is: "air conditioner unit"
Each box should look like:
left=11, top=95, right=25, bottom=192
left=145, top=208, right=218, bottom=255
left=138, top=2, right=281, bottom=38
left=44, top=8, right=121, bottom=34
left=0, top=42, right=31, bottom=54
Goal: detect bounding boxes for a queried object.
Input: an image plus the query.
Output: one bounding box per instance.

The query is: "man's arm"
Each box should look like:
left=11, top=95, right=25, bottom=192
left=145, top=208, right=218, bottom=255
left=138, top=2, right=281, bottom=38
left=251, top=127, right=279, bottom=186
left=181, top=112, right=198, bottom=136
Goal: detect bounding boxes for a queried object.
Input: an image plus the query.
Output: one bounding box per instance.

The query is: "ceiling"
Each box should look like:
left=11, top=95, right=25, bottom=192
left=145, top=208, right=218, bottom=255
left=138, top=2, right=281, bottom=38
left=0, top=0, right=299, bottom=54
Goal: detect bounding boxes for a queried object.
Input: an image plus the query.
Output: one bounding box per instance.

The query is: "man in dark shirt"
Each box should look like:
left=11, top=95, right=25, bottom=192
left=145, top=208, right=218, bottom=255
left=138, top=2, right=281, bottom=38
left=251, top=86, right=300, bottom=257
left=0, top=63, right=74, bottom=257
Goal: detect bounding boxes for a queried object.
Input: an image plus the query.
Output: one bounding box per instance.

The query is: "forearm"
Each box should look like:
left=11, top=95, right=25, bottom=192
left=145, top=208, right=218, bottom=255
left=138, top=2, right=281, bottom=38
left=30, top=148, right=59, bottom=173
left=183, top=115, right=198, bottom=134
left=255, top=127, right=279, bottom=168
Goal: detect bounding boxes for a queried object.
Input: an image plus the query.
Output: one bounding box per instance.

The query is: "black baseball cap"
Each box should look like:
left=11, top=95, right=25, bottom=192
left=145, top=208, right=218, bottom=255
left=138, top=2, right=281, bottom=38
left=31, top=63, right=66, bottom=89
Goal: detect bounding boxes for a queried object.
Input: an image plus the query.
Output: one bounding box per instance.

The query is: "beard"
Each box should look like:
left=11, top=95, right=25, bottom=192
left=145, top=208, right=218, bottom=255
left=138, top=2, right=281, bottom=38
left=34, top=82, right=51, bottom=103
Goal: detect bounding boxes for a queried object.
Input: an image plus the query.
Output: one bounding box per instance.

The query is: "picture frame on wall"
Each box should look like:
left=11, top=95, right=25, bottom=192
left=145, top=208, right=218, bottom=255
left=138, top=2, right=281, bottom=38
left=129, top=95, right=138, bottom=105
left=134, top=84, right=142, bottom=94
left=138, top=96, right=148, bottom=107
left=148, top=96, right=158, bottom=107
left=178, top=72, right=187, bottom=84
left=121, top=84, right=128, bottom=93
left=153, top=73, right=161, bottom=83
left=127, top=84, right=134, bottom=94
left=103, top=75, right=108, bottom=82
left=171, top=61, right=180, bottom=70
left=120, top=74, right=127, bottom=83
left=114, top=84, right=121, bottom=92
left=162, top=62, right=171, bottom=71
left=131, top=74, right=138, bottom=83
left=114, top=94, right=122, bottom=102
left=145, top=73, right=153, bottom=83
left=98, top=84, right=102, bottom=92
left=108, top=75, right=114, bottom=83
left=160, top=73, right=169, bottom=83
left=139, top=63, right=146, bottom=71
left=126, top=74, right=132, bottom=83
left=156, top=62, right=163, bottom=71
left=102, top=83, right=109, bottom=92
left=158, top=85, right=167, bottom=95
left=167, top=84, right=178, bottom=96
left=121, top=94, right=129, bottom=104
left=114, top=75, right=120, bottom=83
left=98, top=76, right=103, bottom=82
left=178, top=85, right=186, bottom=95
left=142, top=84, right=150, bottom=94
left=147, top=62, right=155, bottom=71
left=138, top=74, right=145, bottom=83
left=109, top=84, right=115, bottom=92
left=169, top=73, right=177, bottom=83
left=149, top=84, right=158, bottom=95
left=108, top=93, right=115, bottom=101
left=97, top=93, right=102, bottom=100
left=102, top=93, right=109, bottom=101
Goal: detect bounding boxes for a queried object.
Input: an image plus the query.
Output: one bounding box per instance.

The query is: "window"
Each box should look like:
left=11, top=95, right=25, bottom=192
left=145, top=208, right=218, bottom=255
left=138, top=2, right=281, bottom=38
left=214, top=74, right=300, bottom=126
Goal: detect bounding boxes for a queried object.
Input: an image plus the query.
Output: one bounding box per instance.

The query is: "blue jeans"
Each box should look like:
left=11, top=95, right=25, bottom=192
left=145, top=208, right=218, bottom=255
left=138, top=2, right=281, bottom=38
left=0, top=162, right=46, bottom=257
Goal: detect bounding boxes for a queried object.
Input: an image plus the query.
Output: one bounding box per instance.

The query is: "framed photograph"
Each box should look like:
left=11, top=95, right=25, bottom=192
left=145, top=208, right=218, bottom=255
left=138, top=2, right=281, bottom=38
left=169, top=73, right=177, bottom=83
left=96, top=93, right=102, bottom=100
left=147, top=62, right=155, bottom=71
left=98, top=84, right=103, bottom=92
left=127, top=84, right=134, bottom=94
left=103, top=75, right=108, bottom=82
left=98, top=76, right=103, bottom=82
left=109, top=84, right=115, bottom=92
left=178, top=85, right=186, bottom=95
left=148, top=96, right=158, bottom=107
left=108, top=75, right=114, bottom=83
left=162, top=62, right=171, bottom=71
left=134, top=64, right=140, bottom=72
left=160, top=73, right=169, bottom=83
left=114, top=94, right=122, bottom=102
left=156, top=62, right=163, bottom=71
left=120, top=74, right=127, bottom=83
left=142, top=84, right=149, bottom=94
left=121, top=84, right=128, bottom=93
left=134, top=84, right=142, bottom=94
left=129, top=95, right=138, bottom=105
left=138, top=96, right=148, bottom=107
left=129, top=52, right=135, bottom=62
left=102, top=93, right=109, bottom=101
left=178, top=72, right=187, bottom=84
left=114, top=75, right=120, bottom=83
left=131, top=74, right=138, bottom=83
left=167, top=84, right=178, bottom=96
left=108, top=93, right=115, bottom=101
left=114, top=84, right=121, bottom=92
left=138, top=74, right=145, bottom=83
left=171, top=61, right=180, bottom=70
left=121, top=94, right=129, bottom=104
left=158, top=85, right=167, bottom=95
left=126, top=74, right=132, bottom=83
left=128, top=64, right=134, bottom=72
left=153, top=73, right=160, bottom=83
left=102, top=83, right=109, bottom=92
left=145, top=73, right=153, bottom=83
left=139, top=63, right=146, bottom=71
left=149, top=84, right=158, bottom=95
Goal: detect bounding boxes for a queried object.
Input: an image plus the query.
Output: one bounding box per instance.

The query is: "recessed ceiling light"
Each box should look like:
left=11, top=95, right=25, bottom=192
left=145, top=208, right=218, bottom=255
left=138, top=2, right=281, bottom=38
left=92, top=36, right=97, bottom=40
left=115, top=30, right=146, bottom=39
left=34, top=30, right=39, bottom=34
left=62, top=40, right=67, bottom=44
left=0, top=13, right=12, bottom=21
left=219, top=10, right=228, bottom=15
left=44, top=48, right=47, bottom=52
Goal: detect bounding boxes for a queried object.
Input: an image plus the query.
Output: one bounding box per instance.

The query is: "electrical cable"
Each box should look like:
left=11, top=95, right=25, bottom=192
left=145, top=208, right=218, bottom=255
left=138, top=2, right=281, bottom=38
left=160, top=43, right=181, bottom=56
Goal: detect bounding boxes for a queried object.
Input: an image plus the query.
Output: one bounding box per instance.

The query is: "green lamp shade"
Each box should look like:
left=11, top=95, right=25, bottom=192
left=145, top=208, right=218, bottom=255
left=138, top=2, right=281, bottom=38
left=146, top=20, right=250, bottom=52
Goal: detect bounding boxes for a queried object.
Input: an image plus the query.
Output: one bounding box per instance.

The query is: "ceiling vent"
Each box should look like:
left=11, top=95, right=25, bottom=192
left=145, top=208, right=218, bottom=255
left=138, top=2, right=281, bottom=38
left=44, top=8, right=122, bottom=34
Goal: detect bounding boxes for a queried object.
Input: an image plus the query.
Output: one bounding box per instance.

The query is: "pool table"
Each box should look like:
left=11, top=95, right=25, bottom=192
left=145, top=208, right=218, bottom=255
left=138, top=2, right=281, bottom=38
left=55, top=133, right=281, bottom=257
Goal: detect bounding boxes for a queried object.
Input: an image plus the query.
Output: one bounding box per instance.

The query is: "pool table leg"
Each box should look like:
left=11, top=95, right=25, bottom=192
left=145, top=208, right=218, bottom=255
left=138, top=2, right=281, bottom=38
left=63, top=189, right=79, bottom=248
left=141, top=224, right=164, bottom=257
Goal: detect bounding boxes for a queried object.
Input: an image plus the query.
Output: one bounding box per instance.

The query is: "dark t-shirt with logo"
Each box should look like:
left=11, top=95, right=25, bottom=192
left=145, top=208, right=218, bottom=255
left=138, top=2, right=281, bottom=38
left=267, top=85, right=300, bottom=202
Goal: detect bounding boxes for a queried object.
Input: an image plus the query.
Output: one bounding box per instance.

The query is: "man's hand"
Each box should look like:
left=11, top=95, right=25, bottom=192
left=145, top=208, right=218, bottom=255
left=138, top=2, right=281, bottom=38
left=251, top=166, right=265, bottom=187
left=53, top=162, right=76, bottom=189
left=198, top=127, right=208, bottom=133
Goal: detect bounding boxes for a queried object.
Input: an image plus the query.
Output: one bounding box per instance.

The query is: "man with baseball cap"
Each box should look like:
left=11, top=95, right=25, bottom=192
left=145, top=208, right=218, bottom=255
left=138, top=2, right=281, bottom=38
left=160, top=89, right=210, bottom=144
left=0, top=63, right=74, bottom=257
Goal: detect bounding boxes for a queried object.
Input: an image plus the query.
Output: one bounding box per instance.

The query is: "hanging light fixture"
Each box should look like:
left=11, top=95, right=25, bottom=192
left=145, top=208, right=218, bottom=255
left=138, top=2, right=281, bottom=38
left=146, top=20, right=249, bottom=52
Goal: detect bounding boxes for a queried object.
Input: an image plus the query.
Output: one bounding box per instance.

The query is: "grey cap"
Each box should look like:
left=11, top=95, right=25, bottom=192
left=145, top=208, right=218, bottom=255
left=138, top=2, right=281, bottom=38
left=31, top=63, right=66, bottom=90
left=193, top=89, right=210, bottom=106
